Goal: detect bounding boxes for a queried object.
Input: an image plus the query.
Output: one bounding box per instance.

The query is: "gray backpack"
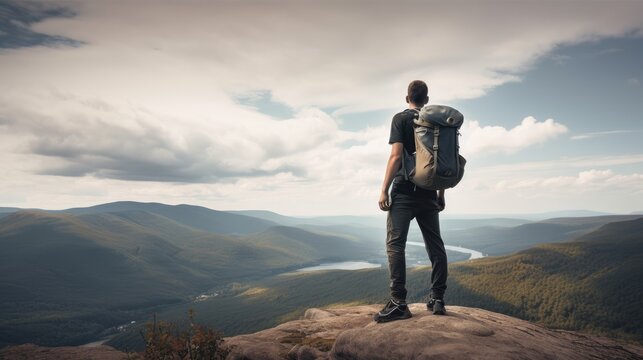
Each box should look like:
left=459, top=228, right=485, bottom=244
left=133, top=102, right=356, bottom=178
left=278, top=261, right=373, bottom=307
left=401, top=105, right=466, bottom=190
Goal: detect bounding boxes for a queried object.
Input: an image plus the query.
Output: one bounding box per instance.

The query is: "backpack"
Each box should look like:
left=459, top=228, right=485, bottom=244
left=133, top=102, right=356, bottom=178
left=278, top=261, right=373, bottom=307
left=400, top=105, right=466, bottom=190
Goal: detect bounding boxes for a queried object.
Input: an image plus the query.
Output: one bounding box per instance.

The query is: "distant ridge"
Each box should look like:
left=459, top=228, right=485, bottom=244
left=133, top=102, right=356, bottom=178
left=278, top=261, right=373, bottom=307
left=230, top=210, right=385, bottom=228
left=443, top=214, right=643, bottom=255
left=442, top=209, right=614, bottom=220
left=60, top=201, right=278, bottom=235
left=228, top=210, right=309, bottom=226
left=533, top=209, right=614, bottom=217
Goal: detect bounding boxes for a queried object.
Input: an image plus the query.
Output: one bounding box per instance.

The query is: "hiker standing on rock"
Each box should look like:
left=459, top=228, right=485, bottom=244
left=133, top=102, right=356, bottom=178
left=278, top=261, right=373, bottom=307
left=375, top=80, right=466, bottom=322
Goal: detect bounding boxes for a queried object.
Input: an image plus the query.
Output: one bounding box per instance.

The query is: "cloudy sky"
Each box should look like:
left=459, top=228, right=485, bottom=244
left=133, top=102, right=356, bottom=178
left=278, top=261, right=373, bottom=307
left=1, top=0, right=642, bottom=216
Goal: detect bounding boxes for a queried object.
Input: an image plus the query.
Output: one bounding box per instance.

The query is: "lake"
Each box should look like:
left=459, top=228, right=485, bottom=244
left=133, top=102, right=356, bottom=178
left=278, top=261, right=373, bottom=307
left=296, top=261, right=382, bottom=272
left=408, top=241, right=486, bottom=260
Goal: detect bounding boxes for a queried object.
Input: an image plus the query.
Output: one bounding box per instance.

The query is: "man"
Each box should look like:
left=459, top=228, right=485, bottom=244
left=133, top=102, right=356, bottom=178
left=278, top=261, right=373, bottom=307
left=374, top=80, right=448, bottom=323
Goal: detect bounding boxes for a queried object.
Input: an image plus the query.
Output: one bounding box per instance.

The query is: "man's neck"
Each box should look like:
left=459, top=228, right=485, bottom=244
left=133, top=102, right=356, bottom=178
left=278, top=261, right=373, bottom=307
left=408, top=103, right=423, bottom=110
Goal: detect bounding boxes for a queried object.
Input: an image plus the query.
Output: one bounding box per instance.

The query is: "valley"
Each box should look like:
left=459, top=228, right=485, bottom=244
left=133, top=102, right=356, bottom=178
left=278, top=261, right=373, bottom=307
left=0, top=201, right=641, bottom=352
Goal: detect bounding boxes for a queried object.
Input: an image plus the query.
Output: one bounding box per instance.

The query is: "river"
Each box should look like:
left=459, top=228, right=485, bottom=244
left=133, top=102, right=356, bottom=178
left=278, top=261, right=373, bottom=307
left=408, top=241, right=485, bottom=260
left=295, top=244, right=485, bottom=272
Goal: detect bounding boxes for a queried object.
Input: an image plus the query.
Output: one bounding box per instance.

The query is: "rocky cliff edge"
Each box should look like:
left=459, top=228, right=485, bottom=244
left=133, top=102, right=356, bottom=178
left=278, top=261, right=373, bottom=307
left=2, top=304, right=642, bottom=359
left=223, top=304, right=643, bottom=360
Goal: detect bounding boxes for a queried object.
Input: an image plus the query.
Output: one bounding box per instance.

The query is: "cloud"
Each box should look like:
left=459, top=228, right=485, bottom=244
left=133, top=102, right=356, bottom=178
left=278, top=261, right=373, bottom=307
left=627, top=78, right=640, bottom=87
left=571, top=130, right=635, bottom=140
left=460, top=117, right=568, bottom=156
left=6, top=0, right=643, bottom=111
left=0, top=91, right=351, bottom=182
left=472, top=154, right=643, bottom=175
left=493, top=169, right=643, bottom=192
left=445, top=167, right=643, bottom=215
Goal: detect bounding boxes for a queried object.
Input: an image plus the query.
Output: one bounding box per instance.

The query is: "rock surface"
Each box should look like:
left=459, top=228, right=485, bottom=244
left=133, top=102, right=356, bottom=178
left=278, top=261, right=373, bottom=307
left=223, top=304, right=643, bottom=360
left=2, top=305, right=642, bottom=359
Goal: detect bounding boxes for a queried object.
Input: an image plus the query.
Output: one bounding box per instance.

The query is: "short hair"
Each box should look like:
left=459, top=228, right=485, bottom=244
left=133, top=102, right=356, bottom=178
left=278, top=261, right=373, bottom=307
left=407, top=80, right=428, bottom=105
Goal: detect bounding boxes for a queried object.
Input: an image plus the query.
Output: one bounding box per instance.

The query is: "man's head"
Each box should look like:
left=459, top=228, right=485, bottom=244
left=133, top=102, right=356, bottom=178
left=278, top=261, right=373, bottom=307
left=406, top=80, right=429, bottom=107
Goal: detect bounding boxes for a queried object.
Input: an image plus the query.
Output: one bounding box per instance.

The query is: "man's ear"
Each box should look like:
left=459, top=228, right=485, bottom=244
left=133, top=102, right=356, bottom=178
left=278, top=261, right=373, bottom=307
left=405, top=95, right=410, bottom=104
left=423, top=96, right=429, bottom=105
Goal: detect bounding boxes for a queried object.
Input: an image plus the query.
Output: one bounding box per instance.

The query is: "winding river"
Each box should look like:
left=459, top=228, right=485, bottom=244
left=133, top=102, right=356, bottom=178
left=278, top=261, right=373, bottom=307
left=295, top=243, right=486, bottom=272
left=408, top=241, right=485, bottom=260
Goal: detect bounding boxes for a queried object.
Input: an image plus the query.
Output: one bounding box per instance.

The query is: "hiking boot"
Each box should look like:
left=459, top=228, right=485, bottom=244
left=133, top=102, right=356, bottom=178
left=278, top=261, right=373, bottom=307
left=373, top=299, right=412, bottom=323
left=427, top=297, right=447, bottom=315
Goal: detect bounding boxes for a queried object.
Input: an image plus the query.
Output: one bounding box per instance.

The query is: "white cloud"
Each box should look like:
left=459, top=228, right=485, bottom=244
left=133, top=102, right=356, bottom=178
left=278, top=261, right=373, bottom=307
left=472, top=154, right=643, bottom=175
left=0, top=91, right=356, bottom=182
left=571, top=130, right=635, bottom=140
left=460, top=117, right=568, bottom=156
left=9, top=0, right=643, bottom=111
left=494, top=169, right=643, bottom=191
left=444, top=155, right=643, bottom=215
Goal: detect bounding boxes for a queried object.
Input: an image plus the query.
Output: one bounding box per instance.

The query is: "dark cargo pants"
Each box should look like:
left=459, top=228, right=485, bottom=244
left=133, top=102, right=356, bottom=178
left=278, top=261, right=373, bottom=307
left=386, top=188, right=448, bottom=302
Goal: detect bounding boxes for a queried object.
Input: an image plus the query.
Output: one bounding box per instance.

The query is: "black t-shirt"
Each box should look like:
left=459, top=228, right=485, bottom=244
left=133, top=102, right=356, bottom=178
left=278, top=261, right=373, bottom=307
left=388, top=108, right=438, bottom=200
left=389, top=108, right=419, bottom=156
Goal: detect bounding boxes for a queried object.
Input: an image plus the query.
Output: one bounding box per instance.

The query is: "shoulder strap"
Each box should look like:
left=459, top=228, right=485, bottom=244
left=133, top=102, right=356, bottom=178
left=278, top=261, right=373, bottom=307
left=433, top=125, right=439, bottom=170
left=401, top=149, right=408, bottom=181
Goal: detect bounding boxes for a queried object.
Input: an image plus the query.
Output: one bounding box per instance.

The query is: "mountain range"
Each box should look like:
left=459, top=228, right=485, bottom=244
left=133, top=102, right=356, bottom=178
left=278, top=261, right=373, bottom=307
left=0, top=201, right=641, bottom=351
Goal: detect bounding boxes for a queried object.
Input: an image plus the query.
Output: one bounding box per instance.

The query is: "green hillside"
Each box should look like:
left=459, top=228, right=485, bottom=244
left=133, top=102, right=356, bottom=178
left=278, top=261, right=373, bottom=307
left=439, top=217, right=643, bottom=342
left=0, top=209, right=375, bottom=348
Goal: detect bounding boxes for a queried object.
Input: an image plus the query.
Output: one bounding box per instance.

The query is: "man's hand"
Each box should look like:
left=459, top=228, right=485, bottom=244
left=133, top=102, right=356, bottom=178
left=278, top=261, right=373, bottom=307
left=437, top=191, right=446, bottom=212
left=379, top=191, right=391, bottom=211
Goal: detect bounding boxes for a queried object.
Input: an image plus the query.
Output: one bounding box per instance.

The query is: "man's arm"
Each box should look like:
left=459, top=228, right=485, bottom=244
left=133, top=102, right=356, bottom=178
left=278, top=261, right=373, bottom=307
left=379, top=142, right=404, bottom=211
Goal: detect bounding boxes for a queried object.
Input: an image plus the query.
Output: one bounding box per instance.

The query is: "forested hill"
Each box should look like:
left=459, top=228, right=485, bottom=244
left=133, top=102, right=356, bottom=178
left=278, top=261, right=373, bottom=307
left=441, top=217, right=643, bottom=342
left=0, top=208, right=377, bottom=348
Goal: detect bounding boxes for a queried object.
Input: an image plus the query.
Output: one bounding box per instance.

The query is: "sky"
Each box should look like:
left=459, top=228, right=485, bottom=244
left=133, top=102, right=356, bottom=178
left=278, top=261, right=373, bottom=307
left=1, top=0, right=642, bottom=216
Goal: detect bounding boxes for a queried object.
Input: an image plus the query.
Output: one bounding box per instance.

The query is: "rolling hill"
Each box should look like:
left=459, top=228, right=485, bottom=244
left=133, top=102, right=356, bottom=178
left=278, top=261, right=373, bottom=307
left=61, top=201, right=278, bottom=235
left=0, top=208, right=377, bottom=348
left=439, top=217, right=643, bottom=342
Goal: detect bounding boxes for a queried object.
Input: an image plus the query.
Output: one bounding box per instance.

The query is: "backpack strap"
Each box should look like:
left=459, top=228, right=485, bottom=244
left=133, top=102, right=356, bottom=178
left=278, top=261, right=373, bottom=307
left=401, top=151, right=409, bottom=181
left=433, top=125, right=439, bottom=170
left=403, top=108, right=421, bottom=182
left=414, top=108, right=440, bottom=174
